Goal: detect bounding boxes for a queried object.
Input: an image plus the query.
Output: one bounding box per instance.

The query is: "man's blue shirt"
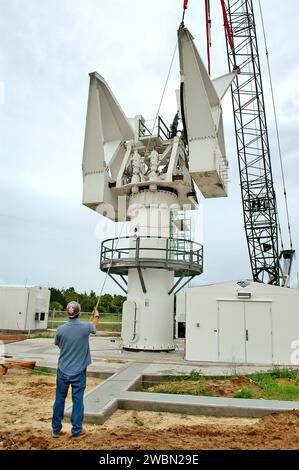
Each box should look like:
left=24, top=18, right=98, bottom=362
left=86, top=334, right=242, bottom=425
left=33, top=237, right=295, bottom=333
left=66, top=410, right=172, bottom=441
left=55, top=318, right=96, bottom=376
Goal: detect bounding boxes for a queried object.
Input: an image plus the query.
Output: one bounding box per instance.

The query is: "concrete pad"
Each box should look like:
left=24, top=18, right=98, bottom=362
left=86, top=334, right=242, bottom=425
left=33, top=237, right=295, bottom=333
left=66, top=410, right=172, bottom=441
left=2, top=337, right=276, bottom=376
left=2, top=337, right=128, bottom=375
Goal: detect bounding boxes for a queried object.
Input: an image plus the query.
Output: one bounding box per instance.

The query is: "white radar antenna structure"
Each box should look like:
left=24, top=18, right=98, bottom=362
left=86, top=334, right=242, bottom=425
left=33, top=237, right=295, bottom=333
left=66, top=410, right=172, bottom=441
left=82, top=26, right=237, bottom=351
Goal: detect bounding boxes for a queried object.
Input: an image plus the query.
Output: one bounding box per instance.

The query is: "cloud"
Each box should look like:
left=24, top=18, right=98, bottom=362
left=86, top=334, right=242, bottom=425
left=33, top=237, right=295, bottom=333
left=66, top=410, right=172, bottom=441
left=0, top=0, right=298, bottom=294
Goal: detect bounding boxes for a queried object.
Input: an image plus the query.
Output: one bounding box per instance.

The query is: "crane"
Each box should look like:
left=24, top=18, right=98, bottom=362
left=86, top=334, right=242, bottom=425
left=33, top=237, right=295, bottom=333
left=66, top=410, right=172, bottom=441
left=184, top=0, right=295, bottom=287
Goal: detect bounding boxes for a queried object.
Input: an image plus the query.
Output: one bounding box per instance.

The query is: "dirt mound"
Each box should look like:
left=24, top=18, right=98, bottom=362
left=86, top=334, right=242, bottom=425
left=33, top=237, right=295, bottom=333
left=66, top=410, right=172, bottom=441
left=206, top=376, right=260, bottom=397
left=1, top=411, right=299, bottom=450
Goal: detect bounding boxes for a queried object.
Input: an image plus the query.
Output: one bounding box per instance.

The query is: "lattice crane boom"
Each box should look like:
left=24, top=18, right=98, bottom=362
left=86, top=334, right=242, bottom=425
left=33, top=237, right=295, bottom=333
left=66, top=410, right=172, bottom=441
left=222, top=0, right=294, bottom=286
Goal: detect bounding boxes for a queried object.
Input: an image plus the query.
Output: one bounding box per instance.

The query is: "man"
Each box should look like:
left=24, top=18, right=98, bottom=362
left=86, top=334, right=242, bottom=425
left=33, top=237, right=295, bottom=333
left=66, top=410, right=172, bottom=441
left=170, top=111, right=179, bottom=138
left=52, top=301, right=100, bottom=438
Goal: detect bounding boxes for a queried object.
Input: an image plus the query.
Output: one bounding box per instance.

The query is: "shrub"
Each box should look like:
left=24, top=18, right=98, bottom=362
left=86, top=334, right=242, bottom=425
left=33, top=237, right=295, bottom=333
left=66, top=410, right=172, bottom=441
left=234, top=388, right=254, bottom=399
left=270, top=368, right=297, bottom=380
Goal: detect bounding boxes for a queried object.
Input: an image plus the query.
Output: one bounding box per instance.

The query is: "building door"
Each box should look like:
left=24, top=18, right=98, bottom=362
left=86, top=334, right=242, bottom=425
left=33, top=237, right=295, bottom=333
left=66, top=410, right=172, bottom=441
left=218, top=301, right=246, bottom=363
left=245, top=302, right=272, bottom=364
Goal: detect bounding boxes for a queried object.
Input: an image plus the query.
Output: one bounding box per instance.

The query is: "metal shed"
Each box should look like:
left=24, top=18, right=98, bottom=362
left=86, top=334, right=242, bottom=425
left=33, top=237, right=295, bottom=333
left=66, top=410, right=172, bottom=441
left=186, top=281, right=299, bottom=366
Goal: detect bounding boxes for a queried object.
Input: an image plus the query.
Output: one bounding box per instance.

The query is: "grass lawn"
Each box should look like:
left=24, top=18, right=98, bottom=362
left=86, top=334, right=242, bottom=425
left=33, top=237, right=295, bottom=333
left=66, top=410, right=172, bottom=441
left=47, top=313, right=122, bottom=332
left=29, top=332, right=56, bottom=339
left=48, top=313, right=121, bottom=322
left=137, top=369, right=299, bottom=402
left=46, top=322, right=121, bottom=332
left=29, top=314, right=122, bottom=338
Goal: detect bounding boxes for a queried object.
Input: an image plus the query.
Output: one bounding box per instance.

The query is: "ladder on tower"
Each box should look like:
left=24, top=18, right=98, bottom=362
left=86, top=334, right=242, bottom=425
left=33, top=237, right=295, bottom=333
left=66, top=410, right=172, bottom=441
left=170, top=210, right=192, bottom=263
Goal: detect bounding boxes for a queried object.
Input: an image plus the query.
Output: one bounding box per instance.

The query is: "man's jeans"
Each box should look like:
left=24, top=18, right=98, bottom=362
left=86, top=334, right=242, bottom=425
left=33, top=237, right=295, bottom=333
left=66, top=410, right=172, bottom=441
left=52, top=368, right=87, bottom=437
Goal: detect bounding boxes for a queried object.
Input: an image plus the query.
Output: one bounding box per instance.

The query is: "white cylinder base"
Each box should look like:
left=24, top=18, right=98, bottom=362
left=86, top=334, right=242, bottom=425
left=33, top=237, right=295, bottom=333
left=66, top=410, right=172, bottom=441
left=122, top=268, right=175, bottom=351
left=121, top=189, right=177, bottom=351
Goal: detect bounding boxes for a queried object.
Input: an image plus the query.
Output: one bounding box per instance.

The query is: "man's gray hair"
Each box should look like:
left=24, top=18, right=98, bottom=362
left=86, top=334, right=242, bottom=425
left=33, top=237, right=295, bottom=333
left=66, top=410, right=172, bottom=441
left=66, top=301, right=81, bottom=318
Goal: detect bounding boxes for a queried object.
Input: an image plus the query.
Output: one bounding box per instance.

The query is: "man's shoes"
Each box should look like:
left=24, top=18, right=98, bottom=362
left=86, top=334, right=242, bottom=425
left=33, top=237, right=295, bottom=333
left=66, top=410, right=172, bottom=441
left=72, top=428, right=87, bottom=439
left=52, top=431, right=64, bottom=438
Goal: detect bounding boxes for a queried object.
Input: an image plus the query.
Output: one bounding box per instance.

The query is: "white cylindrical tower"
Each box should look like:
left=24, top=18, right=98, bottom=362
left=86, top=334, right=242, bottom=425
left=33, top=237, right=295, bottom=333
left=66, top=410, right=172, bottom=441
left=100, top=186, right=203, bottom=352
left=122, top=189, right=178, bottom=350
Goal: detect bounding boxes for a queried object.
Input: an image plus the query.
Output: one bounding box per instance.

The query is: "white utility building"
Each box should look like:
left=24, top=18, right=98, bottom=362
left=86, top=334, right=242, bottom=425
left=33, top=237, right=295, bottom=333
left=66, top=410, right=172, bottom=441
left=0, top=286, right=50, bottom=333
left=186, top=281, right=299, bottom=366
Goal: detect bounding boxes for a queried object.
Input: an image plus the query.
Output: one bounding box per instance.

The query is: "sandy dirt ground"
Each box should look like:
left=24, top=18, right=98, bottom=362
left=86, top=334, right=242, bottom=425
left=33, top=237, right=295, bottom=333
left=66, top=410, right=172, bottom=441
left=0, top=369, right=299, bottom=450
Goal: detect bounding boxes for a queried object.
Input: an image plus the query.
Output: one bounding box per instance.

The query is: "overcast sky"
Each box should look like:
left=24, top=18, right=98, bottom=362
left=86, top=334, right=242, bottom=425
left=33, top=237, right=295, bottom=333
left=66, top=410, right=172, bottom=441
left=0, top=0, right=298, bottom=294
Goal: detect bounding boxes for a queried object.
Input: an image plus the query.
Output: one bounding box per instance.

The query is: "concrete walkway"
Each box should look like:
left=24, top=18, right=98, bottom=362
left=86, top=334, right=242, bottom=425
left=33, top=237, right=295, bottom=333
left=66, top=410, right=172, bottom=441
left=66, top=363, right=146, bottom=424
left=64, top=362, right=299, bottom=424
left=4, top=336, right=299, bottom=425
left=117, top=391, right=299, bottom=418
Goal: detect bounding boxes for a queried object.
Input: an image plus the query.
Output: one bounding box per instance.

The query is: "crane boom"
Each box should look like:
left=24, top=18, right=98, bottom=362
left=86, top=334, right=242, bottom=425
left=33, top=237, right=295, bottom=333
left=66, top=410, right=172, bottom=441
left=223, top=0, right=293, bottom=286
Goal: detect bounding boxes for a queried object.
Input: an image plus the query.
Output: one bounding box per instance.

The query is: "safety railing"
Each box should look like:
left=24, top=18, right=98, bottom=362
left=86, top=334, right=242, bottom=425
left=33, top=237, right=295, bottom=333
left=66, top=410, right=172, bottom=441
left=100, top=236, right=203, bottom=276
left=138, top=116, right=170, bottom=141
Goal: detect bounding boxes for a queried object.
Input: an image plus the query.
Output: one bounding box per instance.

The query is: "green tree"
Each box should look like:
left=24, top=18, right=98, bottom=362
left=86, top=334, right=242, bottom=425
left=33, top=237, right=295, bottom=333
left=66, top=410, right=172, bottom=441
left=50, top=288, right=65, bottom=307
left=63, top=287, right=80, bottom=306
left=50, top=288, right=125, bottom=314
left=49, top=301, right=63, bottom=311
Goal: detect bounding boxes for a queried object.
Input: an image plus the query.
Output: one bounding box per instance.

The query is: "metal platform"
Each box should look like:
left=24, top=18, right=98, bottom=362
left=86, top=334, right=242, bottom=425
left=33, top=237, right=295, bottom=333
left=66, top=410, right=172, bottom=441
left=100, top=236, right=203, bottom=294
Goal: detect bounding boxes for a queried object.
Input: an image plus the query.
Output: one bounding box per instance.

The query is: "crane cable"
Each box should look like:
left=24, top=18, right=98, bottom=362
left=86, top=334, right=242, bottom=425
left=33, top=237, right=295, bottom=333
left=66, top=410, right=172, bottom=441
left=93, top=221, right=126, bottom=315
left=93, top=29, right=179, bottom=317
left=205, top=0, right=211, bottom=75
left=258, top=0, right=293, bottom=252
left=182, top=0, right=189, bottom=24
left=148, top=40, right=178, bottom=142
